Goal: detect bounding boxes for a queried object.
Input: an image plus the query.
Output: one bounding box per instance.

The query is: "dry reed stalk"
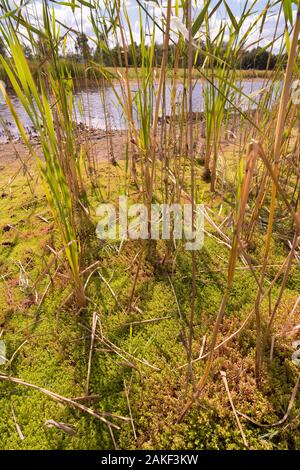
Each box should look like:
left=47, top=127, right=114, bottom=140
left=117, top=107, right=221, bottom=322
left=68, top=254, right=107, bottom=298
left=85, top=311, right=98, bottom=395
left=179, top=142, right=258, bottom=421
left=220, top=370, right=248, bottom=448
left=149, top=0, right=172, bottom=203
left=254, top=4, right=300, bottom=382
left=187, top=0, right=196, bottom=388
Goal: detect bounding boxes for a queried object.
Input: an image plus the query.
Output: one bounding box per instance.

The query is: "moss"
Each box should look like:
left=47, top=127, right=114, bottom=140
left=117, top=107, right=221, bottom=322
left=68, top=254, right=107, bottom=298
left=0, top=161, right=299, bottom=450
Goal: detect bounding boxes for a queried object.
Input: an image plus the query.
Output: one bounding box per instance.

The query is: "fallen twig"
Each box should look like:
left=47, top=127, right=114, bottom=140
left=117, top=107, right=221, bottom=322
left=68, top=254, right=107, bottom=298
left=11, top=403, right=25, bottom=441
left=220, top=370, right=248, bottom=448
left=86, top=312, right=98, bottom=395
left=123, top=316, right=171, bottom=327
left=0, top=375, right=130, bottom=429
left=236, top=374, right=300, bottom=428
left=45, top=419, right=76, bottom=436
left=124, top=379, right=137, bottom=440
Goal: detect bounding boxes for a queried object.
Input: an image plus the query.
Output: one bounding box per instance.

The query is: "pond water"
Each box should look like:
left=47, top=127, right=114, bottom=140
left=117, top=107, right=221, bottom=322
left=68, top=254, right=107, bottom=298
left=0, top=79, right=279, bottom=142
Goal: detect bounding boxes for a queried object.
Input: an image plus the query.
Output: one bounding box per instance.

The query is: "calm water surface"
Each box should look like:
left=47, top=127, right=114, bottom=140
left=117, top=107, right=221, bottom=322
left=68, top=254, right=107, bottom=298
left=0, top=79, right=280, bottom=142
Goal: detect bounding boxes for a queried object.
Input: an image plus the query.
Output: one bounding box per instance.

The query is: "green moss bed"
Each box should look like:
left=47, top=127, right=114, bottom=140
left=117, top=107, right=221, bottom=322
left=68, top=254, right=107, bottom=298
left=0, top=160, right=299, bottom=450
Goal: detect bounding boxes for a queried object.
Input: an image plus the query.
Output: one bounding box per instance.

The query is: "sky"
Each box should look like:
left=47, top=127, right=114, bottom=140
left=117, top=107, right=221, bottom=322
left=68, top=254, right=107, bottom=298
left=4, top=0, right=299, bottom=52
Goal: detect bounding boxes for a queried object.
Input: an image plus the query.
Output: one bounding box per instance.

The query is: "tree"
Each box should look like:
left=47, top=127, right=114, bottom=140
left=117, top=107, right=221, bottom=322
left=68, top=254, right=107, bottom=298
left=0, top=37, right=6, bottom=57
left=237, top=47, right=278, bottom=70
left=75, top=33, right=91, bottom=62
left=36, top=38, right=50, bottom=60
left=23, top=45, right=33, bottom=61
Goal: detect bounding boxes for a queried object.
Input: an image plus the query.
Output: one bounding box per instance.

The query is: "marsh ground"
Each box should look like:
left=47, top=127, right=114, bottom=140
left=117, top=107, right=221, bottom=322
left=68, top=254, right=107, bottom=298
left=0, top=142, right=299, bottom=450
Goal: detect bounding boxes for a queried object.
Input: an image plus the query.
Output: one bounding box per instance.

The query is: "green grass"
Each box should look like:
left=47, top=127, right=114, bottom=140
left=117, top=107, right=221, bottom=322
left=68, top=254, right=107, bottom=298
left=0, top=61, right=279, bottom=87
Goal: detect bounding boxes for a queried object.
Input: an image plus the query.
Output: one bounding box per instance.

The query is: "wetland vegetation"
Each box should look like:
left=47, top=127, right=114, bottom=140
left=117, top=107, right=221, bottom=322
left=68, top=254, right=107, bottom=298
left=0, top=0, right=300, bottom=451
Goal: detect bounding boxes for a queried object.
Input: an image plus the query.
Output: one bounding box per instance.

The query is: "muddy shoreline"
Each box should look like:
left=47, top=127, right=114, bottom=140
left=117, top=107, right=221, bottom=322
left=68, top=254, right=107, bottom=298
left=0, top=128, right=129, bottom=166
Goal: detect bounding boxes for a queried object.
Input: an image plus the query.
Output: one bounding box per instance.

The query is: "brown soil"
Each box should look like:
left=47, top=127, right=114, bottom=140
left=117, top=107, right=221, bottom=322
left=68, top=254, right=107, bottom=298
left=0, top=129, right=129, bottom=166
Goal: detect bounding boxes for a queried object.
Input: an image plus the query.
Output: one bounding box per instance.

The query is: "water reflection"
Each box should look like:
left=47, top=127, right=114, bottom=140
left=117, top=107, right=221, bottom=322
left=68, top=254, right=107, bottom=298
left=0, top=79, right=278, bottom=142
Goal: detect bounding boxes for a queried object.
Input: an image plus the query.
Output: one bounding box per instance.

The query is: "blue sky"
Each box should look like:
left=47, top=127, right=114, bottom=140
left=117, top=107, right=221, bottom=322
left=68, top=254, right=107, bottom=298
left=9, top=0, right=299, bottom=52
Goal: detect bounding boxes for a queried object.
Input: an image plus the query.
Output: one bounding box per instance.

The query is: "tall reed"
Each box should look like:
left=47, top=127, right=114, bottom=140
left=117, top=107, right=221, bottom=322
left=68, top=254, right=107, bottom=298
left=0, top=1, right=86, bottom=307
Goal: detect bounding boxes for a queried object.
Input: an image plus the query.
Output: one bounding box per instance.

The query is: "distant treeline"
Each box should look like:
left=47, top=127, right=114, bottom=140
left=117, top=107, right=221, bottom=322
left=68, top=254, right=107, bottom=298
left=0, top=33, right=282, bottom=72
left=76, top=34, right=282, bottom=70
left=94, top=44, right=280, bottom=71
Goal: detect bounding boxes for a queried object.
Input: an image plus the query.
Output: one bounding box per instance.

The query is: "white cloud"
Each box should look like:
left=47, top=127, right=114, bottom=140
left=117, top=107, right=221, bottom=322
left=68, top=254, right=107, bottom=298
left=2, top=0, right=295, bottom=53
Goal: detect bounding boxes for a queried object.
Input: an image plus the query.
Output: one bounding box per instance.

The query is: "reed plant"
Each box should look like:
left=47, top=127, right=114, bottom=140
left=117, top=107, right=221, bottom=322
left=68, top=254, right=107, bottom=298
left=0, top=0, right=87, bottom=307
